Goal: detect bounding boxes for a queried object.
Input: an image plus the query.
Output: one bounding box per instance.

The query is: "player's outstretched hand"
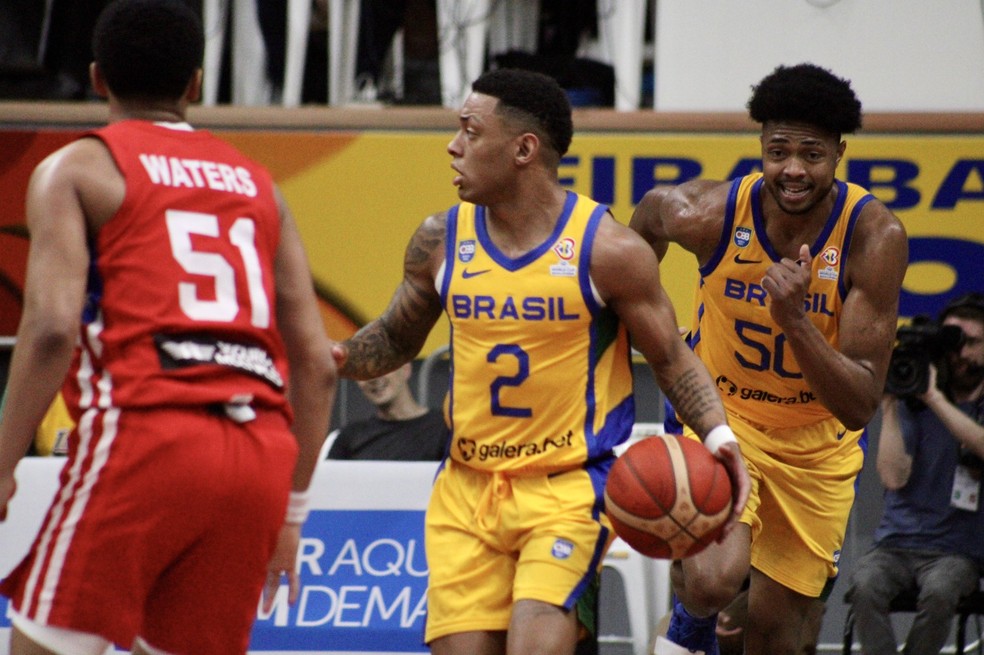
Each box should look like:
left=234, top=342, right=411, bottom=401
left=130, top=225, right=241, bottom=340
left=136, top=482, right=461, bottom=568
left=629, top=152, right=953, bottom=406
left=713, top=441, right=750, bottom=539
left=262, top=523, right=302, bottom=612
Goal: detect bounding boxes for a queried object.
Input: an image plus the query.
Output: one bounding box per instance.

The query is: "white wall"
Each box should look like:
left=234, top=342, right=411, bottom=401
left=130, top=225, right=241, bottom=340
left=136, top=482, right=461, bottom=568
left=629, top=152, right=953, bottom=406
left=654, top=0, right=984, bottom=112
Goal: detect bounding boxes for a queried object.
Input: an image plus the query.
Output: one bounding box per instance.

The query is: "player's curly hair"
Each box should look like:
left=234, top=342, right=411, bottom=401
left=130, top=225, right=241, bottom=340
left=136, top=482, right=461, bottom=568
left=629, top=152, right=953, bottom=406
left=472, top=68, right=574, bottom=158
left=92, top=0, right=203, bottom=102
left=747, top=63, right=863, bottom=137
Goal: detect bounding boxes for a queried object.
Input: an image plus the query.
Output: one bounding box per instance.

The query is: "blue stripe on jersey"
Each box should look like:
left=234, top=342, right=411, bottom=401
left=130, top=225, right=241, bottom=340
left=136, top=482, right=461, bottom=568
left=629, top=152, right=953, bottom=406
left=475, top=191, right=578, bottom=271
left=700, top=176, right=743, bottom=277
left=838, top=193, right=874, bottom=301
left=581, top=209, right=601, bottom=446
left=578, top=202, right=610, bottom=316
left=563, top=455, right=614, bottom=609
left=439, top=205, right=460, bottom=304
left=751, top=179, right=849, bottom=263
left=589, top=393, right=634, bottom=459
left=809, top=180, right=849, bottom=257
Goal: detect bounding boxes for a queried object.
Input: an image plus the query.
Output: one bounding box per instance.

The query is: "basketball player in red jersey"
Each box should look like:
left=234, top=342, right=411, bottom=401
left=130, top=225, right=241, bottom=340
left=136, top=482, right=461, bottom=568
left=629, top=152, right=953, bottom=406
left=0, top=1, right=337, bottom=653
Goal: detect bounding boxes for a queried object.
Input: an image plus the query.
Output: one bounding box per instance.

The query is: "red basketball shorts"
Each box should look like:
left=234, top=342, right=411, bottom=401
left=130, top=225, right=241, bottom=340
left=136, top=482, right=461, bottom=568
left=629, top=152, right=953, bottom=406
left=0, top=404, right=298, bottom=654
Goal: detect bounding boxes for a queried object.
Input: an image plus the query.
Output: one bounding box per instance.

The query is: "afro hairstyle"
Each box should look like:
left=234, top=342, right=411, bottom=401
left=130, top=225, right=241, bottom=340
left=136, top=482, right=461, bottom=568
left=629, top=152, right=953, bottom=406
left=747, top=63, right=862, bottom=137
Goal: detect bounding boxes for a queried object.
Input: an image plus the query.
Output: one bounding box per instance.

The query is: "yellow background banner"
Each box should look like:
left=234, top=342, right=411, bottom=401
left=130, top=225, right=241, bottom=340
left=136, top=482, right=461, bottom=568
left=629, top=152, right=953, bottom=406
left=2, top=127, right=981, bottom=353
left=225, top=130, right=984, bottom=354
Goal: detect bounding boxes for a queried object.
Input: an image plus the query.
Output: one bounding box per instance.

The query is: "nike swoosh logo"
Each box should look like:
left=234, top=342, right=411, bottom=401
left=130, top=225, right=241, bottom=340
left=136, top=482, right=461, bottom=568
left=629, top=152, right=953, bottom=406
left=733, top=254, right=763, bottom=264
left=462, top=268, right=491, bottom=279
left=836, top=430, right=846, bottom=440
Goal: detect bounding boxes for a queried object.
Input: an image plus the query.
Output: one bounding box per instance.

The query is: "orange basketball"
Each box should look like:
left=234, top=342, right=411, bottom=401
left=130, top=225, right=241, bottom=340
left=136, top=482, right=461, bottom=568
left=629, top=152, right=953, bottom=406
left=604, top=434, right=733, bottom=559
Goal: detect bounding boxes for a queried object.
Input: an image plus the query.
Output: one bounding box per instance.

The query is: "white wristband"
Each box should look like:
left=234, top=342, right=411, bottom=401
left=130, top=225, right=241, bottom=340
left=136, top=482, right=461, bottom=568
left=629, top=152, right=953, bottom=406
left=285, top=490, right=311, bottom=524
left=704, top=425, right=738, bottom=455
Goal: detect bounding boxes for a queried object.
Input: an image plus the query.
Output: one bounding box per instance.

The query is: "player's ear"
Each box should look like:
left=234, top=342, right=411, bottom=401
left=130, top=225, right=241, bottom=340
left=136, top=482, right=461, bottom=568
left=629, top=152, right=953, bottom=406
left=90, top=62, right=109, bottom=98
left=185, top=68, right=203, bottom=104
left=515, top=132, right=538, bottom=164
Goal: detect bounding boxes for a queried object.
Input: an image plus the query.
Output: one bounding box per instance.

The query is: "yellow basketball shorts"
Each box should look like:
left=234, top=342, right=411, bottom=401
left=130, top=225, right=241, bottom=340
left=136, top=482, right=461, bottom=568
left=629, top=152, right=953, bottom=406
left=687, top=412, right=865, bottom=598
left=424, top=458, right=614, bottom=643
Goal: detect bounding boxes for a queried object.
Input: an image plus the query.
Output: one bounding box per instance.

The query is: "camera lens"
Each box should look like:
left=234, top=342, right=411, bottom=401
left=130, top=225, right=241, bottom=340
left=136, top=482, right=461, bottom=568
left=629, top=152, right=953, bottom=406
left=885, top=348, right=928, bottom=396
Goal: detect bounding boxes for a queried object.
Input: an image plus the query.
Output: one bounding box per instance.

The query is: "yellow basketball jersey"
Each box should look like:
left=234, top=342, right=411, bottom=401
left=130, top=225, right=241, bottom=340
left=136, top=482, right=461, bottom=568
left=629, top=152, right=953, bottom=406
left=440, top=191, right=634, bottom=473
left=691, top=173, right=875, bottom=428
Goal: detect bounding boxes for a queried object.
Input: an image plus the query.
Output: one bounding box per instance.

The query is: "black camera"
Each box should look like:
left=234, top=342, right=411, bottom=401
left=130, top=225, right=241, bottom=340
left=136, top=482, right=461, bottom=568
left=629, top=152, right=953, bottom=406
left=884, top=315, right=964, bottom=397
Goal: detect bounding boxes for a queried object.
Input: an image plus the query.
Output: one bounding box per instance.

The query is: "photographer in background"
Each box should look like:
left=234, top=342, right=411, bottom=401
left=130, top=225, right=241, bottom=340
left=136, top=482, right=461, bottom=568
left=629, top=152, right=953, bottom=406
left=847, top=292, right=984, bottom=655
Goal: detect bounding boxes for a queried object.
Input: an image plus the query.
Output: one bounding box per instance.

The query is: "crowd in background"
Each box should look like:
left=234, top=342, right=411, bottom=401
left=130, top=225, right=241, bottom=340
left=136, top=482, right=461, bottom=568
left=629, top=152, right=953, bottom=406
left=0, top=0, right=623, bottom=107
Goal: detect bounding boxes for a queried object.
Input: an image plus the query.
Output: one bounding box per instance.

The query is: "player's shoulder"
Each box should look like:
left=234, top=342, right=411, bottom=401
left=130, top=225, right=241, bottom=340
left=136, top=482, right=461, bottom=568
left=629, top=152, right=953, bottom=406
left=30, top=136, right=117, bottom=190
left=852, top=190, right=908, bottom=246
left=590, top=212, right=661, bottom=280
left=669, top=178, right=732, bottom=215
left=422, top=209, right=451, bottom=231
left=410, top=210, right=452, bottom=259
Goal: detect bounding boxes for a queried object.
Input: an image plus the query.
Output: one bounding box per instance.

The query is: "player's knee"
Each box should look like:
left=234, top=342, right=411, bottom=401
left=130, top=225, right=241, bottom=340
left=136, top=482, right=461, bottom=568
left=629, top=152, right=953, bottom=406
left=677, top=576, right=743, bottom=615
left=684, top=568, right=747, bottom=614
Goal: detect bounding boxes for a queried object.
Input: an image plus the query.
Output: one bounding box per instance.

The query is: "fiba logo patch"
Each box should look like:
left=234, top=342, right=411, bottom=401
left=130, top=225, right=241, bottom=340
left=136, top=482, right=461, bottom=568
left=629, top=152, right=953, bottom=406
left=818, top=246, right=841, bottom=281
left=820, top=246, right=840, bottom=266
left=716, top=375, right=738, bottom=396
left=552, top=237, right=576, bottom=261
left=551, top=538, right=574, bottom=560
left=458, top=240, right=476, bottom=263
left=733, top=227, right=752, bottom=248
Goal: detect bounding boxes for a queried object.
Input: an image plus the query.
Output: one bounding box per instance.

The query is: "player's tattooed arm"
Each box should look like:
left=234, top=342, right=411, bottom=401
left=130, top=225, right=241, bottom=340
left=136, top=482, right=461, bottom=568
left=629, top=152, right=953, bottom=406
left=339, top=213, right=446, bottom=379
left=664, top=367, right=724, bottom=437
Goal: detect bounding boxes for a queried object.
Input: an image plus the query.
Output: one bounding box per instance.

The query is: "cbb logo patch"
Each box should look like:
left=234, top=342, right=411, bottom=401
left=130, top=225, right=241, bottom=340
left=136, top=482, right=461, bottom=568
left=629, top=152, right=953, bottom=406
left=551, top=538, right=574, bottom=560
left=733, top=227, right=752, bottom=248
left=458, top=240, right=476, bottom=263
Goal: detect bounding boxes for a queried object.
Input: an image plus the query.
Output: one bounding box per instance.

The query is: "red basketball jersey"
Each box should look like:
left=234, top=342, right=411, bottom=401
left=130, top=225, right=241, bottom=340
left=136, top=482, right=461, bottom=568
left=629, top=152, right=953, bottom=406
left=63, top=120, right=291, bottom=419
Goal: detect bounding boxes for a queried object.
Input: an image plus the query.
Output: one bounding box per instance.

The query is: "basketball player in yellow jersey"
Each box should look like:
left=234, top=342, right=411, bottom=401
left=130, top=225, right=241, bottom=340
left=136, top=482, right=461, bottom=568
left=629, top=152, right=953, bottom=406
left=630, top=63, right=909, bottom=655
left=332, top=68, right=750, bottom=655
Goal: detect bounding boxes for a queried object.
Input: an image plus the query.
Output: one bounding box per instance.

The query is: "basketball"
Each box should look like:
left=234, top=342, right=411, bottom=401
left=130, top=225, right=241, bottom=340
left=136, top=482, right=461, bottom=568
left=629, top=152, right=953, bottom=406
left=604, top=434, right=733, bottom=559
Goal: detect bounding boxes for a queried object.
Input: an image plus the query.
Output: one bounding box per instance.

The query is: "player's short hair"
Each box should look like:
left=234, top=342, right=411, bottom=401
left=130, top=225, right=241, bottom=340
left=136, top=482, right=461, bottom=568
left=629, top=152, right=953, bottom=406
left=472, top=68, right=574, bottom=157
left=747, top=63, right=863, bottom=138
left=92, top=0, right=203, bottom=101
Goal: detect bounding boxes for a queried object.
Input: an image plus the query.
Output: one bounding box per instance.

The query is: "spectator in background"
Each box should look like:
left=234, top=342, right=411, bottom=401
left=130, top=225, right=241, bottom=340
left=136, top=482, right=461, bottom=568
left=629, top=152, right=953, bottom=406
left=0, top=0, right=109, bottom=100
left=326, top=362, right=448, bottom=461
left=352, top=0, right=439, bottom=104
left=847, top=292, right=984, bottom=655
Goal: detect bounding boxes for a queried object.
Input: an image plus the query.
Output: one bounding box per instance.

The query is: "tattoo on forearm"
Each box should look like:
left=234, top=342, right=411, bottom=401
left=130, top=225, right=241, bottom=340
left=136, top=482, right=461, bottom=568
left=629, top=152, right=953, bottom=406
left=340, top=321, right=407, bottom=379
left=341, top=217, right=445, bottom=380
left=665, top=368, right=720, bottom=434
